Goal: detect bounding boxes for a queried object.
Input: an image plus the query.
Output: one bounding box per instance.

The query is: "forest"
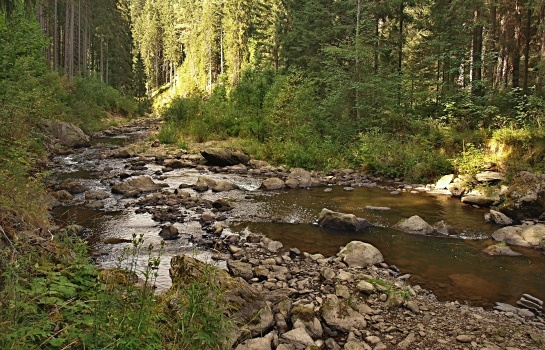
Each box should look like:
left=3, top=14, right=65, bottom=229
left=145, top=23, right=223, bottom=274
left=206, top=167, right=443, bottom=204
left=130, top=0, right=545, bottom=179
left=4, top=0, right=545, bottom=178
left=2, top=0, right=545, bottom=348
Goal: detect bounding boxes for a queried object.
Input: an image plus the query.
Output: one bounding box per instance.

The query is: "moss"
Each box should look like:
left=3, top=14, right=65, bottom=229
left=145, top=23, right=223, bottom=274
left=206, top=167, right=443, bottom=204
left=292, top=305, right=315, bottom=322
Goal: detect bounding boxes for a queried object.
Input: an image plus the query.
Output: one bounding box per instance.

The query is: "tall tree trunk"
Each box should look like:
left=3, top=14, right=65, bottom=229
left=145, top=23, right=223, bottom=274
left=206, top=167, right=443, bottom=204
left=512, top=0, right=522, bottom=88
left=374, top=3, right=379, bottom=75
left=487, top=0, right=498, bottom=87
left=69, top=0, right=74, bottom=79
left=220, top=31, right=224, bottom=75
left=100, top=37, right=104, bottom=82
left=398, top=2, right=404, bottom=75
left=54, top=0, right=58, bottom=72
left=355, top=0, right=361, bottom=121
left=537, top=3, right=545, bottom=91
left=77, top=0, right=81, bottom=75
left=471, top=9, right=483, bottom=95
left=523, top=8, right=531, bottom=91
left=105, top=40, right=109, bottom=85
left=397, top=1, right=404, bottom=105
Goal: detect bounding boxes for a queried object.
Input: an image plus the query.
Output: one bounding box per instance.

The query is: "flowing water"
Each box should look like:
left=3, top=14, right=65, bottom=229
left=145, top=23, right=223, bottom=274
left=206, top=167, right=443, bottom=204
left=50, top=134, right=545, bottom=308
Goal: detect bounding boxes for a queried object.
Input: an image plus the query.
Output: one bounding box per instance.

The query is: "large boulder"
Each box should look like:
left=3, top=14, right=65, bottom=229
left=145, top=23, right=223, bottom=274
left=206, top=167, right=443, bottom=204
left=317, top=208, right=372, bottom=231
left=279, top=328, right=316, bottom=349
left=260, top=177, right=285, bottom=190
left=285, top=168, right=312, bottom=188
left=201, top=148, right=250, bottom=166
left=337, top=241, right=384, bottom=268
left=484, top=210, right=513, bottom=226
left=498, top=171, right=545, bottom=220
left=491, top=226, right=530, bottom=247
left=50, top=122, right=90, bottom=148
left=520, top=224, right=545, bottom=248
left=319, top=294, right=367, bottom=332
left=476, top=171, right=504, bottom=182
left=394, top=215, right=433, bottom=235
left=492, top=224, right=545, bottom=249
left=194, top=176, right=217, bottom=192
left=461, top=193, right=496, bottom=207
left=435, top=174, right=454, bottom=189
left=84, top=190, right=110, bottom=200
left=227, top=260, right=254, bottom=281
left=59, top=179, right=88, bottom=194
left=159, top=225, right=180, bottom=240
left=111, top=176, right=160, bottom=197
left=433, top=220, right=458, bottom=236
left=212, top=180, right=240, bottom=192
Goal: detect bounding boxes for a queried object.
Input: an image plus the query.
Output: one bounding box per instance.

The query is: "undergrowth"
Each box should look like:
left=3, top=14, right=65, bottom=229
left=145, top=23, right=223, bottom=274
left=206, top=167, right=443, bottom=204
left=0, top=231, right=231, bottom=349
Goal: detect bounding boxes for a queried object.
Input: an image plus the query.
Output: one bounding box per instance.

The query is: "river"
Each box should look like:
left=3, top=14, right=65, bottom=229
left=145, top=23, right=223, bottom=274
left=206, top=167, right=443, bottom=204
left=49, top=129, right=545, bottom=308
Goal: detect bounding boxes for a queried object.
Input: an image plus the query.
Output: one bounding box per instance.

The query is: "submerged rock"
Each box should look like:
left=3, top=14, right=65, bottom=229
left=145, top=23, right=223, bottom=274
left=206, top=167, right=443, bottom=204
left=433, top=220, right=458, bottom=236
left=317, top=208, right=372, bottom=231
left=395, top=215, right=433, bottom=235
left=482, top=244, right=522, bottom=256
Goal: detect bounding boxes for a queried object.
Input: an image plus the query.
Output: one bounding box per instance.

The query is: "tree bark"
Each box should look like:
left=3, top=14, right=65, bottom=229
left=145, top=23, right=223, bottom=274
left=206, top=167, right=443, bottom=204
left=512, top=0, right=522, bottom=88
left=537, top=3, right=545, bottom=91
left=54, top=0, right=58, bottom=72
left=471, top=9, right=483, bottom=95
left=523, top=8, right=531, bottom=91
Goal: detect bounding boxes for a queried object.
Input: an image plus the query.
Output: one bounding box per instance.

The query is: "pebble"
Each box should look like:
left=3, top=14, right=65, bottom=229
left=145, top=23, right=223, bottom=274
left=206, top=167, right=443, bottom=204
left=456, top=335, right=475, bottom=343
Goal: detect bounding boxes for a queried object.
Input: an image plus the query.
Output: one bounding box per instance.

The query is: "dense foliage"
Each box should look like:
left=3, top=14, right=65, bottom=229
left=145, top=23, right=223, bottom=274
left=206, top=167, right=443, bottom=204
left=0, top=9, right=137, bottom=238
left=140, top=0, right=545, bottom=180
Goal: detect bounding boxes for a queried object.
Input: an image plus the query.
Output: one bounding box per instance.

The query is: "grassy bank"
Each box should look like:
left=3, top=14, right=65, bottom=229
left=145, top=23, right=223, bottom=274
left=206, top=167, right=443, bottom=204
left=1, top=12, right=232, bottom=350
left=156, top=69, right=545, bottom=183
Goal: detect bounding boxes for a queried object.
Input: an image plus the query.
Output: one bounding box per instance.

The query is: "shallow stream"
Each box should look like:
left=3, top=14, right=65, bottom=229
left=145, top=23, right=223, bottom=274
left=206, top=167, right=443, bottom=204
left=50, top=133, right=545, bottom=308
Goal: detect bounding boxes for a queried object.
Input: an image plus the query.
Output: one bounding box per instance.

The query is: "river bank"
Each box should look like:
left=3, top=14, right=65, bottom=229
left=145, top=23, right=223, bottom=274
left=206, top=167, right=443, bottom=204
left=46, top=117, right=545, bottom=349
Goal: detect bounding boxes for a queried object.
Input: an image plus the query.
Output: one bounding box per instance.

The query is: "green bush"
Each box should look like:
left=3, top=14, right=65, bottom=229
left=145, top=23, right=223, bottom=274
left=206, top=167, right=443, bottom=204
left=356, top=130, right=452, bottom=182
left=450, top=142, right=486, bottom=176
left=62, top=77, right=138, bottom=132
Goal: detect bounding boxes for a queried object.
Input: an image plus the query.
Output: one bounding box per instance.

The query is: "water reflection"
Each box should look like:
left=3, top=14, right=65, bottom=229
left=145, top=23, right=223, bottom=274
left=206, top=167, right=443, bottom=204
left=230, top=221, right=544, bottom=307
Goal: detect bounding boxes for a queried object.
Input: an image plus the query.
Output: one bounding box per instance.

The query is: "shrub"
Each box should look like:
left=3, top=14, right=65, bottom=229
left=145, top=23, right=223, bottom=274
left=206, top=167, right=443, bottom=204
left=356, top=130, right=452, bottom=182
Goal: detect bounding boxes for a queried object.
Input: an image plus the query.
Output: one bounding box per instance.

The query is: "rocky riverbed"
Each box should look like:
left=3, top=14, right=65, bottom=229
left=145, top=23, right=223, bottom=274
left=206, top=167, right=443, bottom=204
left=45, top=117, right=545, bottom=349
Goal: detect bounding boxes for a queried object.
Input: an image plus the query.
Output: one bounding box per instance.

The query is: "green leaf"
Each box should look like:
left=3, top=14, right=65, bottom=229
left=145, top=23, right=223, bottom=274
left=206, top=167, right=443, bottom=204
left=49, top=337, right=65, bottom=347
